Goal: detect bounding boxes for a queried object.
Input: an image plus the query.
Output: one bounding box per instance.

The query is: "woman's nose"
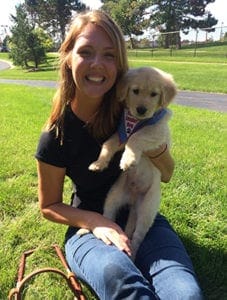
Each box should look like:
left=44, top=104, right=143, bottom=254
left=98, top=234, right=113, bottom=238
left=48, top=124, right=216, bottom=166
left=90, top=54, right=103, bottom=68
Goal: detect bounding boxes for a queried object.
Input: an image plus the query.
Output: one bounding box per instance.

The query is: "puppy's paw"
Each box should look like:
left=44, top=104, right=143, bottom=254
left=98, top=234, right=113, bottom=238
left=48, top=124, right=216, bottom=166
left=76, top=228, right=90, bottom=236
left=88, top=160, right=108, bottom=171
left=120, top=152, right=137, bottom=171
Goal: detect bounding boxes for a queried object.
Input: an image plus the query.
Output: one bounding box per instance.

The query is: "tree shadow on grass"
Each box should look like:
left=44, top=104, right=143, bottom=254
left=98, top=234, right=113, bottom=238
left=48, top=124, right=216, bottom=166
left=181, top=235, right=226, bottom=300
left=25, top=66, right=58, bottom=72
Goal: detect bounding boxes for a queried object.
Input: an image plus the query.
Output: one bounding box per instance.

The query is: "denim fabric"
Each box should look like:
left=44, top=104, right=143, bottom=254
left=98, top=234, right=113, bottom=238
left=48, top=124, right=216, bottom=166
left=65, top=214, right=203, bottom=300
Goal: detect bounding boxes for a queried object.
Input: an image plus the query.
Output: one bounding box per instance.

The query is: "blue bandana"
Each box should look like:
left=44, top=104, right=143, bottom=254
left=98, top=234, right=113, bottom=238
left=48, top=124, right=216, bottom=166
left=117, top=108, right=167, bottom=144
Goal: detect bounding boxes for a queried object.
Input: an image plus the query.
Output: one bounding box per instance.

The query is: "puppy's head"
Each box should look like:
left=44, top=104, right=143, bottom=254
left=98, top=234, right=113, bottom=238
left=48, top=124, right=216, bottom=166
left=116, top=67, right=177, bottom=119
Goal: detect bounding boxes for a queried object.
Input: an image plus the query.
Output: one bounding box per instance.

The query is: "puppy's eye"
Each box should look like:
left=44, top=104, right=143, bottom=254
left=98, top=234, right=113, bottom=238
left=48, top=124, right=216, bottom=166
left=150, top=92, right=158, bottom=97
left=133, top=89, right=139, bottom=95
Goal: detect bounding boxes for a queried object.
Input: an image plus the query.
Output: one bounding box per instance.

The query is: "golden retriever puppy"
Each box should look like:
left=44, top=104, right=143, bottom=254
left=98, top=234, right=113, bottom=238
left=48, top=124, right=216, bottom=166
left=87, top=67, right=176, bottom=260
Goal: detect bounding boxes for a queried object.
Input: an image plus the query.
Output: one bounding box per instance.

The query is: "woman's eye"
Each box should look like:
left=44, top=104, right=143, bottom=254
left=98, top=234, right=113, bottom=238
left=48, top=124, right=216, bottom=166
left=133, top=89, right=139, bottom=95
left=104, top=52, right=115, bottom=60
left=78, top=50, right=91, bottom=57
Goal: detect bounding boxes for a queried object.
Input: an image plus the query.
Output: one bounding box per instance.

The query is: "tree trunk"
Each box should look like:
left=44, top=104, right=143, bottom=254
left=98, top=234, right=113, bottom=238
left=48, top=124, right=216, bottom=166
left=176, top=32, right=181, bottom=49
left=129, top=36, right=135, bottom=49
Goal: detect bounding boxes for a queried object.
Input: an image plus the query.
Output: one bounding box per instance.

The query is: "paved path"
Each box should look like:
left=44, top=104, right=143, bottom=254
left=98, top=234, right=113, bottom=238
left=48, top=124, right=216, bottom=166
left=0, top=78, right=57, bottom=88
left=0, top=60, right=226, bottom=113
left=0, top=60, right=11, bottom=70
left=175, top=90, right=227, bottom=112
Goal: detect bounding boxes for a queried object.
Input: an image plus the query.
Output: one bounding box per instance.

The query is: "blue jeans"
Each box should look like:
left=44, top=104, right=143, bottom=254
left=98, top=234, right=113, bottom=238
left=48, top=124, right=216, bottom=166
left=65, top=214, right=203, bottom=299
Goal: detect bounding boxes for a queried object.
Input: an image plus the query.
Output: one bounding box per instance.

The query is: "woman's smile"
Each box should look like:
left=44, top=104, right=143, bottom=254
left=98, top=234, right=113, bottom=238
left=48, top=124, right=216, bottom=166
left=69, top=23, right=118, bottom=104
left=85, top=75, right=105, bottom=83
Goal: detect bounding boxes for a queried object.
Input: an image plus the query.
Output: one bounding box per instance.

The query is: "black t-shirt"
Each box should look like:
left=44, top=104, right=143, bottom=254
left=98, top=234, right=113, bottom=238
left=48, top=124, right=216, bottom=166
left=35, top=105, right=122, bottom=214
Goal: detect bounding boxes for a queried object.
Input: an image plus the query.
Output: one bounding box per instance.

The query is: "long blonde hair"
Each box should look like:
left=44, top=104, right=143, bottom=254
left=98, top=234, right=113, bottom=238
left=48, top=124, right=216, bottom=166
left=45, top=10, right=129, bottom=142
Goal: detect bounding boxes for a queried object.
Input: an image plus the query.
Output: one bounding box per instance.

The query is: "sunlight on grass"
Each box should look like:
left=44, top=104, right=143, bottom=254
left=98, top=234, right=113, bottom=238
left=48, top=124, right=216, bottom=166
left=0, top=48, right=227, bottom=93
left=0, top=74, right=226, bottom=298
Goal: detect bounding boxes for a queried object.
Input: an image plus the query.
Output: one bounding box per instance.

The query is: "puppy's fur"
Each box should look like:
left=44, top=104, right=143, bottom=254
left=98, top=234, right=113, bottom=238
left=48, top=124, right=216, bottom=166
left=83, top=67, right=176, bottom=260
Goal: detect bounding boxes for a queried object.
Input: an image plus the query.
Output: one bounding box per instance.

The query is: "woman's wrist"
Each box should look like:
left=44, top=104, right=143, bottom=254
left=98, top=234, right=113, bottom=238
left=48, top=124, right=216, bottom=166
left=149, top=144, right=168, bottom=159
left=146, top=145, right=174, bottom=182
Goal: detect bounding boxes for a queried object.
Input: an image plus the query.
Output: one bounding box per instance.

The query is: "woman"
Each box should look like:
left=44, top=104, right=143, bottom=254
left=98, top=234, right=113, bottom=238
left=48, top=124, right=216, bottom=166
left=35, top=10, right=203, bottom=299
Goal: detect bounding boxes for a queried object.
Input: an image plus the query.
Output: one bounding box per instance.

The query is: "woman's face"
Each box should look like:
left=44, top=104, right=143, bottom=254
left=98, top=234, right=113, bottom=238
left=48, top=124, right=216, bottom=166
left=70, top=23, right=118, bottom=103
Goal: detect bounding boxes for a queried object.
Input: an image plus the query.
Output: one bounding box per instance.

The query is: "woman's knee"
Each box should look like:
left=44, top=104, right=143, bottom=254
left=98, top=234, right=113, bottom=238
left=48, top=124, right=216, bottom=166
left=65, top=234, right=157, bottom=299
left=104, top=261, right=158, bottom=299
left=168, top=275, right=203, bottom=299
left=153, top=265, right=203, bottom=300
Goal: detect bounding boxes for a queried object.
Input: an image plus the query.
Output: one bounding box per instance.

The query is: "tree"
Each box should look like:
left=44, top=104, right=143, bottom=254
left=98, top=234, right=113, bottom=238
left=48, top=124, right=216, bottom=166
left=9, top=4, right=47, bottom=69
left=25, top=0, right=86, bottom=43
left=199, top=12, right=218, bottom=41
left=101, top=0, right=151, bottom=48
left=1, top=35, right=10, bottom=52
left=150, top=0, right=218, bottom=48
left=224, top=32, right=227, bottom=42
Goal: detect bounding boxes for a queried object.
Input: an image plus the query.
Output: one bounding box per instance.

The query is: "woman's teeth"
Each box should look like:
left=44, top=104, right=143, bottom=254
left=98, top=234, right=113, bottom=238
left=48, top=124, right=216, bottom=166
left=87, top=76, right=104, bottom=83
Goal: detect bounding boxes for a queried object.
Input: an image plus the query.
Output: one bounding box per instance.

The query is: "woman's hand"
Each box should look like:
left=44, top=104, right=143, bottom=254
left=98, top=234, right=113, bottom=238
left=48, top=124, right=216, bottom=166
left=146, top=144, right=175, bottom=183
left=37, top=161, right=131, bottom=255
left=88, top=213, right=132, bottom=257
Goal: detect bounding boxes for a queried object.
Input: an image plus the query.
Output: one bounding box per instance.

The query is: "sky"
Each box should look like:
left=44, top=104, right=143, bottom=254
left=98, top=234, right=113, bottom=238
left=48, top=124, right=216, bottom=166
left=0, top=0, right=226, bottom=37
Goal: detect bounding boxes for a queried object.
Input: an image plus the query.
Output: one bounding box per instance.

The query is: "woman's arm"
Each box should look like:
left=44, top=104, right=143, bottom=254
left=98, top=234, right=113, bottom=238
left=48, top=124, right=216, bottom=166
left=146, top=144, right=175, bottom=183
left=37, top=160, right=132, bottom=255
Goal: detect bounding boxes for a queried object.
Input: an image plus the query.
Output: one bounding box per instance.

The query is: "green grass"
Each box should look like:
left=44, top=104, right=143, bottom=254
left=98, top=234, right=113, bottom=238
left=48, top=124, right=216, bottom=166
left=127, top=45, right=227, bottom=93
left=0, top=53, right=59, bottom=81
left=0, top=85, right=96, bottom=299
left=0, top=85, right=226, bottom=299
left=128, top=43, right=227, bottom=62
left=162, top=106, right=227, bottom=299
left=0, top=45, right=227, bottom=299
left=129, top=59, right=227, bottom=93
left=1, top=46, right=227, bottom=93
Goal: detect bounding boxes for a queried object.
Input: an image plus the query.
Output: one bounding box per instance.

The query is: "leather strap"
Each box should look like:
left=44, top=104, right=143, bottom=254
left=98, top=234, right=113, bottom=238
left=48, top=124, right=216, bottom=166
left=8, top=244, right=86, bottom=300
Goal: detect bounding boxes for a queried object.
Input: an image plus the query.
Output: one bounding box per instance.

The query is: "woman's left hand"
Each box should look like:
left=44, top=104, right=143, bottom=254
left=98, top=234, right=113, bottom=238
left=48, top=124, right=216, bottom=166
left=146, top=144, right=175, bottom=183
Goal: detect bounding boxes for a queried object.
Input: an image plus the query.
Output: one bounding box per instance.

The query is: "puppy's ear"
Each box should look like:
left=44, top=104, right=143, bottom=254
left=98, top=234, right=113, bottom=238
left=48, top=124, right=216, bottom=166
left=116, top=74, right=130, bottom=102
left=160, top=73, right=177, bottom=107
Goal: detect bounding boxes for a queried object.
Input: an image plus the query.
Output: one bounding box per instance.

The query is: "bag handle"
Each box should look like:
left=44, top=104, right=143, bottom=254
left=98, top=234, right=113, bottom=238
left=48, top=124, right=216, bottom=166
left=8, top=244, right=86, bottom=300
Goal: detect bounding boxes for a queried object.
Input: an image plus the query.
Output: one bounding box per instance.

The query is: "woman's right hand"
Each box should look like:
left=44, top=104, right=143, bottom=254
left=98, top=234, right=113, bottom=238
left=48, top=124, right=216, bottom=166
left=88, top=212, right=132, bottom=257
left=37, top=161, right=131, bottom=256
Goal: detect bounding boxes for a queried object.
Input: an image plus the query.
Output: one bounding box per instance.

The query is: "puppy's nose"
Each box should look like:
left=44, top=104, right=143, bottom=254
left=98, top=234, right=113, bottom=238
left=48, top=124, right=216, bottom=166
left=136, top=105, right=147, bottom=115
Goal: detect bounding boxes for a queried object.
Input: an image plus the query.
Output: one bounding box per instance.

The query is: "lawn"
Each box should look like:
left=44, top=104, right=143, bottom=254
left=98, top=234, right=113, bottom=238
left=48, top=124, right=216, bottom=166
left=0, top=46, right=226, bottom=299
left=127, top=44, right=227, bottom=63
left=1, top=46, right=227, bottom=93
